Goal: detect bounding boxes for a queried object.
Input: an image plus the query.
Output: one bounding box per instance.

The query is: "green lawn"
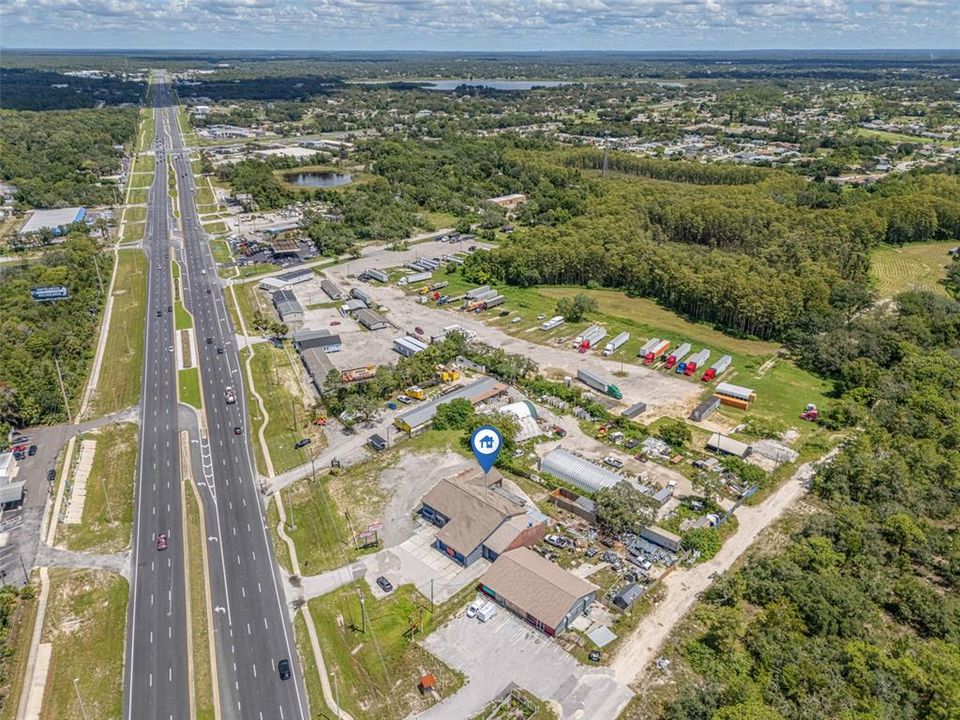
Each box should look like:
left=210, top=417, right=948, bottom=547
left=240, top=347, right=268, bottom=475
left=266, top=496, right=293, bottom=572
left=127, top=188, right=148, bottom=205
left=129, top=172, right=154, bottom=190
left=123, top=205, right=146, bottom=223
left=0, top=588, right=39, bottom=720
left=871, top=241, right=958, bottom=298
left=92, top=250, right=147, bottom=416
left=175, top=300, right=193, bottom=330
left=308, top=583, right=463, bottom=720
left=136, top=108, right=156, bottom=152
left=120, top=222, right=145, bottom=244
left=210, top=239, right=232, bottom=264
left=58, top=423, right=137, bottom=553
left=184, top=485, right=215, bottom=720
left=195, top=183, right=215, bottom=206
left=419, top=211, right=457, bottom=231
left=854, top=127, right=959, bottom=147
left=41, top=570, right=127, bottom=720
left=293, top=612, right=333, bottom=719
left=232, top=283, right=267, bottom=331
left=179, top=367, right=202, bottom=409
left=203, top=221, right=227, bottom=235
left=132, top=155, right=155, bottom=174
left=277, top=474, right=357, bottom=574
left=247, top=343, right=318, bottom=473
left=238, top=262, right=279, bottom=278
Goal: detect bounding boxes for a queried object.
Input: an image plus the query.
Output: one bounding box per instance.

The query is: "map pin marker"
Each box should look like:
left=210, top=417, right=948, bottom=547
left=470, top=425, right=503, bottom=474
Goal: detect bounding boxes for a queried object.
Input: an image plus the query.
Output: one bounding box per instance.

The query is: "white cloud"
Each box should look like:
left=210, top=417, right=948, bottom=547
left=0, top=0, right=955, bottom=48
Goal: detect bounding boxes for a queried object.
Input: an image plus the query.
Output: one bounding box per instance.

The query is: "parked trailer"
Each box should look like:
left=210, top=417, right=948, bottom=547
left=342, top=366, right=377, bottom=383
left=637, top=338, right=661, bottom=358
left=701, top=354, right=733, bottom=382
left=715, top=382, right=756, bottom=402
left=363, top=269, right=389, bottom=283
left=472, top=289, right=498, bottom=303
left=429, top=281, right=449, bottom=291
left=350, top=287, right=371, bottom=304
left=717, top=395, right=750, bottom=411
left=578, top=325, right=607, bottom=353
left=398, top=271, right=432, bottom=286
left=541, top=316, right=565, bottom=330
left=603, top=331, right=630, bottom=356
left=465, top=285, right=491, bottom=299
left=682, top=349, right=711, bottom=376
left=664, top=342, right=692, bottom=370
left=643, top=339, right=671, bottom=365
left=483, top=295, right=506, bottom=310
left=577, top=369, right=623, bottom=400
left=690, top=396, right=721, bottom=422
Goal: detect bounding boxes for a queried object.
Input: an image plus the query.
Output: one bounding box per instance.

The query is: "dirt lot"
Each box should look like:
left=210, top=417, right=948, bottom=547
left=325, top=272, right=703, bottom=419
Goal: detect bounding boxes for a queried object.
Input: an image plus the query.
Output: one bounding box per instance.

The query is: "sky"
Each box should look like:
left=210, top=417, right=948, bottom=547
left=0, top=0, right=957, bottom=51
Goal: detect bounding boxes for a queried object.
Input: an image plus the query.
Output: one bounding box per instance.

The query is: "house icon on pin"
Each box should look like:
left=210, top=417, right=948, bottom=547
left=478, top=435, right=495, bottom=450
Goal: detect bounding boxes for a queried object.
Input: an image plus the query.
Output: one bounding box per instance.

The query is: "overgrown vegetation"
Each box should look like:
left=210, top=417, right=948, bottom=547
left=644, top=288, right=960, bottom=720
left=0, top=236, right=110, bottom=435
left=0, top=108, right=137, bottom=208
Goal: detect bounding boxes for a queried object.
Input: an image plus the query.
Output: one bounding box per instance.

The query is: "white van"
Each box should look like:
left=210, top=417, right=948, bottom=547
left=477, top=602, right=497, bottom=623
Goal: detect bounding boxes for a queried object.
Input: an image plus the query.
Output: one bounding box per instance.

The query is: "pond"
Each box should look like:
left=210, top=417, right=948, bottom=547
left=422, top=79, right=571, bottom=91
left=284, top=171, right=353, bottom=188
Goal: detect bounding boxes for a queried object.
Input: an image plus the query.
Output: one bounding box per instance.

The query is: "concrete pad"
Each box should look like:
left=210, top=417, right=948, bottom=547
left=414, top=612, right=633, bottom=720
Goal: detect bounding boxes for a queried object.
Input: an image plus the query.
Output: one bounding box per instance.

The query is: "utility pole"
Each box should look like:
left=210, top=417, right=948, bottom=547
left=358, top=589, right=366, bottom=634
left=73, top=678, right=90, bottom=720
left=53, top=355, right=72, bottom=420
left=101, top=477, right=114, bottom=523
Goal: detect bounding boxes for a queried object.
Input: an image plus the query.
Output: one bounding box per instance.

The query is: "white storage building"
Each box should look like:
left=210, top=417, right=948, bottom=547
left=539, top=448, right=623, bottom=494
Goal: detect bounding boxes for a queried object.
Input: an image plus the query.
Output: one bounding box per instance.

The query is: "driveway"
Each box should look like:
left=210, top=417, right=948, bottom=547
left=413, top=612, right=633, bottom=720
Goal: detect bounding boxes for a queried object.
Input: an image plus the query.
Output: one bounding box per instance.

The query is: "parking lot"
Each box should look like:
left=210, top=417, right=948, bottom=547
left=415, top=611, right=633, bottom=720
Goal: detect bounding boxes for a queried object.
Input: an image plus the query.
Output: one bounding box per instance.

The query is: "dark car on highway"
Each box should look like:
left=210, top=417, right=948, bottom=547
left=277, top=659, right=291, bottom=681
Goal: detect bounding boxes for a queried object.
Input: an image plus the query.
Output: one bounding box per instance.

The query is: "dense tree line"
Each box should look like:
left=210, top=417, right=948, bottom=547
left=0, top=235, right=110, bottom=435
left=0, top=68, right=144, bottom=111
left=0, top=108, right=137, bottom=208
left=462, top=162, right=960, bottom=340
left=175, top=75, right=343, bottom=102
left=648, top=290, right=960, bottom=720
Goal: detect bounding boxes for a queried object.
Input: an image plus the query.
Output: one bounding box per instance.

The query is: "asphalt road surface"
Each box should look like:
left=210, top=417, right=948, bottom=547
left=122, top=78, right=190, bottom=720
left=162, top=80, right=309, bottom=719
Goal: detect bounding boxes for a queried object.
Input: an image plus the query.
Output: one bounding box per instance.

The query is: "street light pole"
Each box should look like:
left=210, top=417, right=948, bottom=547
left=73, top=678, right=90, bottom=720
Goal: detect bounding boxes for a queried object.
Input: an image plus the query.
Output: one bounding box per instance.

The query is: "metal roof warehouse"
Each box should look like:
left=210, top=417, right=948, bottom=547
left=19, top=207, right=86, bottom=235
left=394, top=376, right=507, bottom=433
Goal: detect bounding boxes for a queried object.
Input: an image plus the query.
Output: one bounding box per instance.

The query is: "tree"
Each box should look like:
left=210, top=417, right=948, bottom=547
left=657, top=420, right=692, bottom=449
left=595, top=483, right=658, bottom=535
left=682, top=527, right=723, bottom=559
left=693, top=471, right=725, bottom=504
left=432, top=398, right=475, bottom=430
left=555, top=293, right=598, bottom=323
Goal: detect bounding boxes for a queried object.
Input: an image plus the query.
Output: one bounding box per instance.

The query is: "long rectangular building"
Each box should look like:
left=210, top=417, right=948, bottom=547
left=394, top=376, right=507, bottom=434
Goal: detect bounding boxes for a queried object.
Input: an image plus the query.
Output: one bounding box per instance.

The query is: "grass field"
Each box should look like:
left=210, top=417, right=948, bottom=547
left=203, top=221, right=227, bottom=235
left=136, top=107, right=156, bottom=152
left=277, top=474, right=357, bottom=574
left=129, top=172, right=154, bottom=190
left=247, top=343, right=320, bottom=473
left=239, top=347, right=269, bottom=475
left=175, top=299, right=193, bottom=330
left=120, top=221, right=145, bottom=244
left=92, top=250, right=147, bottom=416
left=871, top=241, right=957, bottom=298
left=231, top=283, right=267, bottom=331
left=58, top=423, right=137, bottom=553
left=237, top=262, right=279, bottom=278
left=419, top=210, right=457, bottom=230
left=195, top=183, right=215, bottom=206
left=210, top=239, right=231, bottom=264
left=132, top=155, right=155, bottom=174
left=308, top=583, right=463, bottom=720
left=184, top=484, right=215, bottom=720
left=127, top=188, right=148, bottom=204
left=265, top=496, right=293, bottom=572
left=123, top=205, right=146, bottom=223
left=40, top=569, right=127, bottom=720
left=178, top=367, right=202, bottom=409
left=854, top=127, right=959, bottom=147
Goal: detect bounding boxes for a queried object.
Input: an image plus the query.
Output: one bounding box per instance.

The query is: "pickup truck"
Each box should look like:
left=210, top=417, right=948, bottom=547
left=224, top=387, right=237, bottom=404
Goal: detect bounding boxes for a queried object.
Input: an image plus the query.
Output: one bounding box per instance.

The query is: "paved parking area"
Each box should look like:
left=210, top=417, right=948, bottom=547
left=415, top=611, right=633, bottom=720
left=362, top=521, right=490, bottom=603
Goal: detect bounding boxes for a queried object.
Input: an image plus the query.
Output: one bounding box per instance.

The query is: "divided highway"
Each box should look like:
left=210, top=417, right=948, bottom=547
left=162, top=80, right=309, bottom=719
left=122, top=80, right=190, bottom=720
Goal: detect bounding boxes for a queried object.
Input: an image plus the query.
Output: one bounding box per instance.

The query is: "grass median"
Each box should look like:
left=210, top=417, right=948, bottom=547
left=58, top=422, right=137, bottom=554
left=179, top=367, right=202, bottom=409
left=120, top=222, right=145, bottom=244
left=184, top=482, right=215, bottom=720
left=91, top=249, right=147, bottom=416
left=40, top=569, right=127, bottom=720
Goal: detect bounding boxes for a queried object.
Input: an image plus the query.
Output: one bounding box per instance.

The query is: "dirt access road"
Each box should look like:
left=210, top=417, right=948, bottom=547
left=610, top=448, right=839, bottom=685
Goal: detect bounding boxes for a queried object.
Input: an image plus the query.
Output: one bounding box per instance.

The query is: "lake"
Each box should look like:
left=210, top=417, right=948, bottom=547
left=285, top=171, right=353, bottom=188
left=422, top=79, right=570, bottom=91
